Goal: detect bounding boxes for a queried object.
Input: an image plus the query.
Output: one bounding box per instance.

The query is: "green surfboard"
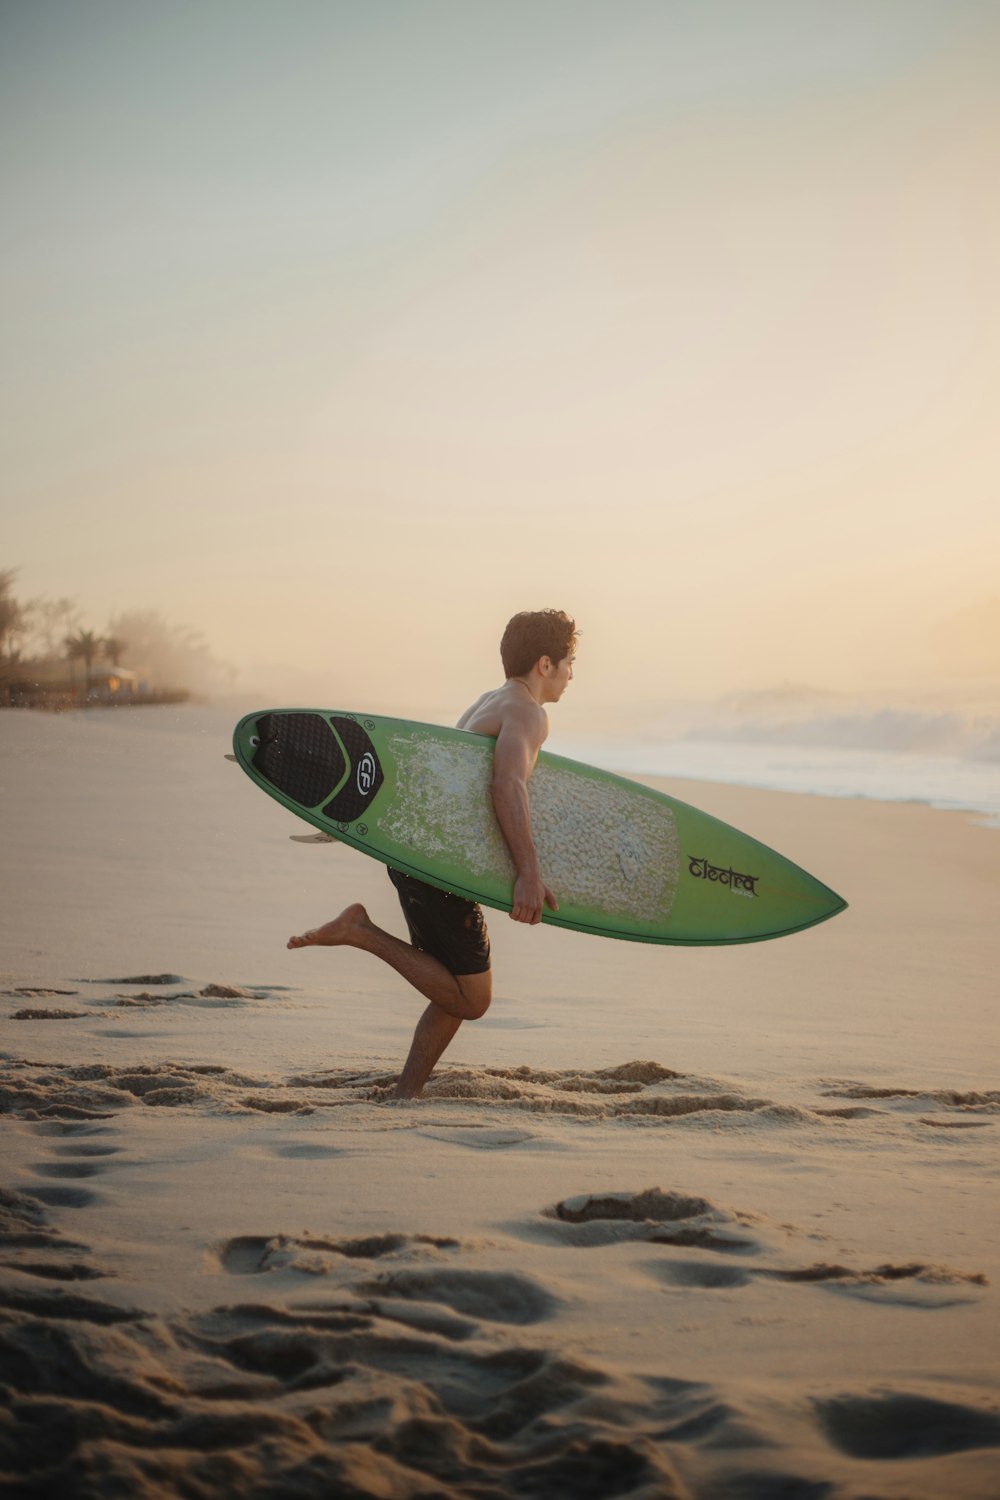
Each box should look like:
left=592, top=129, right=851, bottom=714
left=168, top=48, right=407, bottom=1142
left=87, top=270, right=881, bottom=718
left=232, top=709, right=847, bottom=946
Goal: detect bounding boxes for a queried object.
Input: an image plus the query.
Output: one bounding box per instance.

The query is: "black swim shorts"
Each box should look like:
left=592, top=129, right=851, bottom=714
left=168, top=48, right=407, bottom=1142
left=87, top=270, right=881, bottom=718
left=387, top=868, right=491, bottom=977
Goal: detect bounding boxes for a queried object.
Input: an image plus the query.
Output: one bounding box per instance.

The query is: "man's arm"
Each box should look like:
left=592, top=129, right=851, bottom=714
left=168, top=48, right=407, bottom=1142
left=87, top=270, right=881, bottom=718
left=491, top=707, right=558, bottom=925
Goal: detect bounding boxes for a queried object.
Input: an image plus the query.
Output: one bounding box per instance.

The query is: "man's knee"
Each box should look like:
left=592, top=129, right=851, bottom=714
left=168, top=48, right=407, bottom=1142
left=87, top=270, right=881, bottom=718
left=458, top=971, right=492, bottom=1020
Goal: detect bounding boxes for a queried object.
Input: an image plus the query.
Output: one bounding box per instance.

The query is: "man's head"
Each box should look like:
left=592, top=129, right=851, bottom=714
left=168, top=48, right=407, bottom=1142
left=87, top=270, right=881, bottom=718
left=500, top=610, right=577, bottom=701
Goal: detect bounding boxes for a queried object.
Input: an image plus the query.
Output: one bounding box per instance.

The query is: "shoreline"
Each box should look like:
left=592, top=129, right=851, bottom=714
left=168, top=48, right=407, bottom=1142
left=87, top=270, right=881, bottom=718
left=0, top=690, right=192, bottom=711
left=3, top=694, right=996, bottom=824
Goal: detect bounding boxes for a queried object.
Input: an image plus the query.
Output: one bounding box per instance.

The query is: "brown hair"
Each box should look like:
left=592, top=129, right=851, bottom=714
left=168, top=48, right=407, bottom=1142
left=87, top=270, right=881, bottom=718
left=500, top=610, right=577, bottom=678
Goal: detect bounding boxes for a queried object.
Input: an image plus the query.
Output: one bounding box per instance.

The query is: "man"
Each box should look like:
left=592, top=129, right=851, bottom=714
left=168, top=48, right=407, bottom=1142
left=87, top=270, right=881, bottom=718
left=287, top=608, right=577, bottom=1098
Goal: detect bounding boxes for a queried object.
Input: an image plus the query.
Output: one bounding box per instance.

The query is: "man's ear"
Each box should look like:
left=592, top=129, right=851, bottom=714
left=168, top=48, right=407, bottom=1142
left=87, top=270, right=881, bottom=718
left=537, top=655, right=553, bottom=677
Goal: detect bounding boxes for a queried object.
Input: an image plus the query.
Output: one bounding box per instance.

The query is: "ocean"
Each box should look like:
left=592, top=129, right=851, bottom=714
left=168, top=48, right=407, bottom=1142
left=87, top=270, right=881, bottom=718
left=558, top=731, right=1000, bottom=827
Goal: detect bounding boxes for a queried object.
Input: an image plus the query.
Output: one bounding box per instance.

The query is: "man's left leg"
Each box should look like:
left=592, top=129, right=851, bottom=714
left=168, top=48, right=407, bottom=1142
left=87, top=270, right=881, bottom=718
left=394, top=968, right=492, bottom=1099
left=382, top=872, right=492, bottom=1097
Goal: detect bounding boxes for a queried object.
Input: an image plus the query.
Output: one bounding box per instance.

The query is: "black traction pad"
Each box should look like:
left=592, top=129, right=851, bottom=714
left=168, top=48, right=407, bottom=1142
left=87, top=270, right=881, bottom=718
left=251, top=712, right=384, bottom=822
left=252, top=713, right=346, bottom=808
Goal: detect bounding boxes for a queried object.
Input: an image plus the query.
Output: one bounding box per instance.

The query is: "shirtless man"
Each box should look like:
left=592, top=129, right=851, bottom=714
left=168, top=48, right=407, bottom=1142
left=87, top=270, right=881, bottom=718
left=287, top=609, right=577, bottom=1098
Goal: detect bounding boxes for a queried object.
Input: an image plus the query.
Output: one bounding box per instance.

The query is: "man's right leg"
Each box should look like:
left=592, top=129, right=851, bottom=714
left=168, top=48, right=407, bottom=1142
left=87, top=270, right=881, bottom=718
left=287, top=904, right=492, bottom=1022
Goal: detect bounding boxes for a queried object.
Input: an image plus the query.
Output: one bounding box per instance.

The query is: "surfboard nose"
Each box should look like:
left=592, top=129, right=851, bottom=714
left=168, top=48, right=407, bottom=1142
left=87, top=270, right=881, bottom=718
left=237, top=710, right=385, bottom=822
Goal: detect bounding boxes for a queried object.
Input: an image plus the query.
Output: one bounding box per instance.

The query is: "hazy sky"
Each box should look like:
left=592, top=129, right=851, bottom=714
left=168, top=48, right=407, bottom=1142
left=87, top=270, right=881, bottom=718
left=3, top=0, right=998, bottom=721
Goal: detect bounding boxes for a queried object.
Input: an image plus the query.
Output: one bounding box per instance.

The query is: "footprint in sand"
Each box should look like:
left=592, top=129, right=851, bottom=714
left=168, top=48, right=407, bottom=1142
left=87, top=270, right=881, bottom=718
left=10, top=987, right=80, bottom=997
left=0, top=1282, right=140, bottom=1324
left=212, top=1229, right=558, bottom=1335
left=50, top=1143, right=121, bottom=1158
left=778, top=1262, right=988, bottom=1308
left=21, top=1121, right=126, bottom=1216
left=213, top=1231, right=460, bottom=1276
left=0, top=1181, right=113, bottom=1293
left=535, top=1188, right=988, bottom=1309
left=21, top=1120, right=101, bottom=1139
left=816, top=1390, right=1000, bottom=1459
left=27, top=1184, right=100, bottom=1209
left=11, top=1008, right=90, bottom=1020
left=83, top=973, right=185, bottom=986
left=357, top=1267, right=559, bottom=1327
left=31, top=1161, right=108, bottom=1180
left=821, top=1082, right=1000, bottom=1136
left=417, top=1126, right=541, bottom=1150
left=533, top=1188, right=758, bottom=1253
left=28, top=1123, right=122, bottom=1179
left=2, top=1260, right=107, bottom=1283
left=264, top=1143, right=345, bottom=1160
left=650, top=1261, right=752, bottom=1290
left=647, top=1257, right=987, bottom=1305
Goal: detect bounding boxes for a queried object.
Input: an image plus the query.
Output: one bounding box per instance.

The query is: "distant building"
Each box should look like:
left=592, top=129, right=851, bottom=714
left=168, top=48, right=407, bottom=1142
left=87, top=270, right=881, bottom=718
left=87, top=666, right=140, bottom=703
left=4, top=658, right=144, bottom=704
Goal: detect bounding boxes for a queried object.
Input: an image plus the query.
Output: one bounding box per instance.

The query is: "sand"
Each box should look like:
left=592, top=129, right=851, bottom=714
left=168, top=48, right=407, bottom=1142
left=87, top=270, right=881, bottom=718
left=2, top=706, right=999, bottom=1498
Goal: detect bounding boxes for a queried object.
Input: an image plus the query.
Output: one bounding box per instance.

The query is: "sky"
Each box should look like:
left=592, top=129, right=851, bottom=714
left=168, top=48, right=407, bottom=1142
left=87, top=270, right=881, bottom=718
left=2, top=0, right=998, bottom=724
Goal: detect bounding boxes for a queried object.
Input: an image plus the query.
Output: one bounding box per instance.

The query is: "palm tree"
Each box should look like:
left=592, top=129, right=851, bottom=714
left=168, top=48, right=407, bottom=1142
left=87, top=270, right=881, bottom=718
left=103, top=635, right=126, bottom=667
left=64, top=629, right=102, bottom=694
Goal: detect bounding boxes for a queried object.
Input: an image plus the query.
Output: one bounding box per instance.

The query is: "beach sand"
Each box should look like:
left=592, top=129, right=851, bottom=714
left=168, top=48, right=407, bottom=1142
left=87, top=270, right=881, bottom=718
left=2, top=707, right=998, bottom=1497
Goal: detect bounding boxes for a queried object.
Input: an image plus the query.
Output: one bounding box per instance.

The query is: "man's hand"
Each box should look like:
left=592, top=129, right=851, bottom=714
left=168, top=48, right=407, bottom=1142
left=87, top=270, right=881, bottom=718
left=511, top=872, right=558, bottom=925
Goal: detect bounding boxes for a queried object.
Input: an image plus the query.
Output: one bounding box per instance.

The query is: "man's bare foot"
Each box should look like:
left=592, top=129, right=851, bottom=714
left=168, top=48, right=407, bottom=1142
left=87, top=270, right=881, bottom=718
left=287, top=903, right=370, bottom=949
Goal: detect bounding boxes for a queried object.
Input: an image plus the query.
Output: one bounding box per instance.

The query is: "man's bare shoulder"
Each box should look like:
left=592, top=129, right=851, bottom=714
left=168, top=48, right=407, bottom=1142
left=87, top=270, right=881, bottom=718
left=457, top=684, right=548, bottom=743
left=455, top=690, right=494, bottom=731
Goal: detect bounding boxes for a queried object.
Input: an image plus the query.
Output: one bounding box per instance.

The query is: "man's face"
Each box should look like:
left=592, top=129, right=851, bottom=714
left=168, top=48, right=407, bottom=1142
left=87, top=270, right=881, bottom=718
left=542, top=652, right=574, bottom=702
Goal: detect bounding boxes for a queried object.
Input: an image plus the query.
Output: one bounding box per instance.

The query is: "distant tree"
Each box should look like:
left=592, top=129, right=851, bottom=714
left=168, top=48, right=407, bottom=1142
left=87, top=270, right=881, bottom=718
left=103, top=635, right=126, bottom=667
left=64, top=629, right=102, bottom=692
left=0, top=568, right=25, bottom=662
left=105, top=609, right=233, bottom=696
left=2, top=575, right=86, bottom=667
left=26, top=596, right=82, bottom=659
left=0, top=568, right=25, bottom=702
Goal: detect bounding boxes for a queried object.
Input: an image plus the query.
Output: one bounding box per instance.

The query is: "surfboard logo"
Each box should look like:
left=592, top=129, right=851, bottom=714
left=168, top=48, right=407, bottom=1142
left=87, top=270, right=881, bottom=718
left=323, top=717, right=384, bottom=822
left=688, top=856, right=759, bottom=898
left=357, top=751, right=378, bottom=796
